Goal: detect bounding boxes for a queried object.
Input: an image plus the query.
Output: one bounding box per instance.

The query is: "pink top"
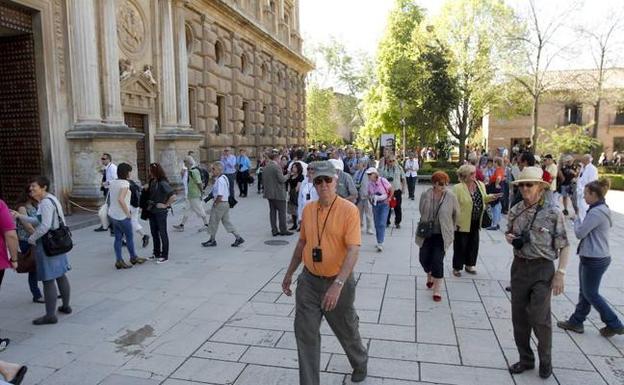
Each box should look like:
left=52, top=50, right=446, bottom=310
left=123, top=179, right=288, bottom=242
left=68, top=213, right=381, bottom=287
left=368, top=177, right=392, bottom=202
left=0, top=199, right=16, bottom=270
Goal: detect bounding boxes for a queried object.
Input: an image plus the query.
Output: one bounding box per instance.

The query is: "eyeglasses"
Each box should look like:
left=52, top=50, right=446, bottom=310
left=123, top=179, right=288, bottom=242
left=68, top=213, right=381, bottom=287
left=435, top=182, right=448, bottom=187
left=313, top=176, right=333, bottom=185
left=518, top=183, right=535, bottom=188
left=101, top=158, right=107, bottom=161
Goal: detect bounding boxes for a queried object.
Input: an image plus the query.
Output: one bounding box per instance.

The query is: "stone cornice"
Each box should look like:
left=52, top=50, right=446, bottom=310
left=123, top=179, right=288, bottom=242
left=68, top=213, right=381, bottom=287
left=188, top=0, right=314, bottom=73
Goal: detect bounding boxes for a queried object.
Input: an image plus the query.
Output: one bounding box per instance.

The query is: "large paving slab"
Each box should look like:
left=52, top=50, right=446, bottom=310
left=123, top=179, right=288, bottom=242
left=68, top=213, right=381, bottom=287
left=1, top=185, right=624, bottom=384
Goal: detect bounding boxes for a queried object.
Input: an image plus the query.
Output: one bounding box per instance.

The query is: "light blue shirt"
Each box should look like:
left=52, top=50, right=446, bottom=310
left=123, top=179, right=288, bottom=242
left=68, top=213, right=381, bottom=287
left=221, top=154, right=237, bottom=175
left=237, top=155, right=251, bottom=172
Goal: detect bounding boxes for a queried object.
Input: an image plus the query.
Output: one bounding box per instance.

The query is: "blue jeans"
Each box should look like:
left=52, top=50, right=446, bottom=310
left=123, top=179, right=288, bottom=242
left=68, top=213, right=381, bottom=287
left=569, top=257, right=623, bottom=329
left=111, top=218, right=137, bottom=262
left=372, top=202, right=389, bottom=244
left=491, top=202, right=502, bottom=227
left=19, top=240, right=42, bottom=299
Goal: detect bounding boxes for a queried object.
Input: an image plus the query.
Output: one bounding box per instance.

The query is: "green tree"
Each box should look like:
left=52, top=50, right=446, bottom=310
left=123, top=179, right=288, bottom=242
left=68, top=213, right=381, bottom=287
left=306, top=85, right=342, bottom=145
left=435, top=0, right=519, bottom=162
left=537, top=124, right=601, bottom=159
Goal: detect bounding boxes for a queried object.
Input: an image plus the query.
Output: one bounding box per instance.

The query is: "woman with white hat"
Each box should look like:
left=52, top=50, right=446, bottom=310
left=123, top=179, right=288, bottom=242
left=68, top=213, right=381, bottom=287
left=366, top=168, right=393, bottom=252
left=505, top=166, right=570, bottom=380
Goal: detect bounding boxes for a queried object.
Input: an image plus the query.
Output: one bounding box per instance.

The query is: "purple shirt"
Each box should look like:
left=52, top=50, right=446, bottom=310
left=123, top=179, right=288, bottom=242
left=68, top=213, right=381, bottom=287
left=0, top=199, right=15, bottom=270
left=367, top=177, right=392, bottom=203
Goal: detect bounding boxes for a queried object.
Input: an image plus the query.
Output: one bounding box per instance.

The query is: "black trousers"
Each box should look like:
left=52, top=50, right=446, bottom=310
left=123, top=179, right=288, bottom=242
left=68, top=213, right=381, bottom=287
left=419, top=234, right=445, bottom=278
left=257, top=173, right=263, bottom=192
left=148, top=210, right=169, bottom=259
left=511, top=257, right=554, bottom=367
left=406, top=176, right=416, bottom=199
left=236, top=170, right=249, bottom=196
left=386, top=189, right=403, bottom=225
left=452, top=220, right=480, bottom=270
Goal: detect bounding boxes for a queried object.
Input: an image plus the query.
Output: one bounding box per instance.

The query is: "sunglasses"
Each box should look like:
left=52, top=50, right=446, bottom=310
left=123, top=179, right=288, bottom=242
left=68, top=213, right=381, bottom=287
left=101, top=158, right=107, bottom=161
left=313, top=176, right=333, bottom=185
left=518, top=183, right=535, bottom=188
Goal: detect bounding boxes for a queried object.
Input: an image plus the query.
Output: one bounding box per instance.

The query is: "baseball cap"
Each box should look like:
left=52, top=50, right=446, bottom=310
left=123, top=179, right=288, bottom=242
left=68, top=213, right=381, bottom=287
left=308, top=161, right=336, bottom=179
left=365, top=167, right=379, bottom=175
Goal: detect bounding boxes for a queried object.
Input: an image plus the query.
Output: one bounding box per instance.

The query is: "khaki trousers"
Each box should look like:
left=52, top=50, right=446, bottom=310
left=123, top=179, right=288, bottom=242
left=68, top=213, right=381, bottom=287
left=295, top=269, right=367, bottom=385
left=180, top=197, right=208, bottom=225
left=207, top=201, right=237, bottom=237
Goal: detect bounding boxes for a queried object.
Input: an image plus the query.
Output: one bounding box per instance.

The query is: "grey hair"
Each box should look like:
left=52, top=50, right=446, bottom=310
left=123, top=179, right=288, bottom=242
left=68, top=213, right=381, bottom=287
left=457, top=164, right=476, bottom=181
left=211, top=161, right=223, bottom=174
left=184, top=156, right=196, bottom=167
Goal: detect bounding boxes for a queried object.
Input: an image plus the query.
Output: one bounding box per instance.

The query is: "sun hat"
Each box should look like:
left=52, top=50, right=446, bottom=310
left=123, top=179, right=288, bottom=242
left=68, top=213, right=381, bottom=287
left=328, top=158, right=344, bottom=171
left=308, top=161, right=336, bottom=179
left=511, top=166, right=550, bottom=187
left=365, top=167, right=379, bottom=175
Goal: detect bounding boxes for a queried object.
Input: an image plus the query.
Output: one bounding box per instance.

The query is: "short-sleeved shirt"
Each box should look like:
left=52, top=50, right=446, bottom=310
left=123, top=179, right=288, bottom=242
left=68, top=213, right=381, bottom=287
left=300, top=197, right=361, bottom=277
left=368, top=177, right=392, bottom=203
left=187, top=168, right=203, bottom=199
left=507, top=201, right=569, bottom=261
left=108, top=179, right=131, bottom=220
left=336, top=172, right=357, bottom=200
left=0, top=199, right=16, bottom=269
left=212, top=175, right=230, bottom=201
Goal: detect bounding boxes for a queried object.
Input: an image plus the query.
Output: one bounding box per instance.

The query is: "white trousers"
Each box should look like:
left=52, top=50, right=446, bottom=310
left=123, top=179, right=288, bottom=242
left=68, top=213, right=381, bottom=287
left=179, top=197, right=208, bottom=225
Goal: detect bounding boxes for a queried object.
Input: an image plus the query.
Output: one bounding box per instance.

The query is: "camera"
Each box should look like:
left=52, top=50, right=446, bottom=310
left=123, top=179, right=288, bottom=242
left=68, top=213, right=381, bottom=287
left=306, top=193, right=311, bottom=201
left=312, top=247, right=323, bottom=262
left=511, top=230, right=531, bottom=250
left=387, top=177, right=394, bottom=182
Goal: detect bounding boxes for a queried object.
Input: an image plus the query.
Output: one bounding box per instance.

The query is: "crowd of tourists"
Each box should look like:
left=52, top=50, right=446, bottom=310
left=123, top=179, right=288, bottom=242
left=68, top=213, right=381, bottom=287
left=1, top=142, right=623, bottom=384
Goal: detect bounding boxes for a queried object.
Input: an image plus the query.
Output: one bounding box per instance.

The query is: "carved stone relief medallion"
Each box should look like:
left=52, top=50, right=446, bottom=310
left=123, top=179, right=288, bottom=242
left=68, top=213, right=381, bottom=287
left=117, top=0, right=147, bottom=59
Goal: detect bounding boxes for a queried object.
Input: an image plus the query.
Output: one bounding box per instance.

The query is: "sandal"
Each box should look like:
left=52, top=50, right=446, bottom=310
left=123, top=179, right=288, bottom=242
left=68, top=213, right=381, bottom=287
left=433, top=293, right=442, bottom=302
left=0, top=338, right=9, bottom=352
left=9, top=365, right=28, bottom=385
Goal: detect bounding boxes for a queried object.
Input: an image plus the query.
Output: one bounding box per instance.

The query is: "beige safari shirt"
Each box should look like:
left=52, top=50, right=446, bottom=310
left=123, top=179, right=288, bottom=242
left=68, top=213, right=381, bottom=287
left=507, top=200, right=569, bottom=261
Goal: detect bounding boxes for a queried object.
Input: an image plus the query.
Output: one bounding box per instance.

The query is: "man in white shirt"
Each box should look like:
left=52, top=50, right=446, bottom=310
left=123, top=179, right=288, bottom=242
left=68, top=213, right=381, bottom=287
left=404, top=153, right=419, bottom=200
left=95, top=153, right=117, bottom=232
left=576, top=154, right=599, bottom=221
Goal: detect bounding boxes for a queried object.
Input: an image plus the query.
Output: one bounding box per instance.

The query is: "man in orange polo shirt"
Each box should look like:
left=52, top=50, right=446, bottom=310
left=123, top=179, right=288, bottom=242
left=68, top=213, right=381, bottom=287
left=282, top=161, right=368, bottom=385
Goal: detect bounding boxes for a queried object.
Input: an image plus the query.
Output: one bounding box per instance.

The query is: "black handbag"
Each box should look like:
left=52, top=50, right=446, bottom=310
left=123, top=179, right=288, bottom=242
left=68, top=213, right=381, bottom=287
left=416, top=193, right=445, bottom=239
left=481, top=206, right=493, bottom=228
left=228, top=196, right=238, bottom=208
left=41, top=198, right=73, bottom=257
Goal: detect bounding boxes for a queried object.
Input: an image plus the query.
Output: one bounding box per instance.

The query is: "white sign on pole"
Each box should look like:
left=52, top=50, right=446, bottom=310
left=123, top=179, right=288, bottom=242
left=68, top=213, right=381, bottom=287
left=380, top=133, right=395, bottom=148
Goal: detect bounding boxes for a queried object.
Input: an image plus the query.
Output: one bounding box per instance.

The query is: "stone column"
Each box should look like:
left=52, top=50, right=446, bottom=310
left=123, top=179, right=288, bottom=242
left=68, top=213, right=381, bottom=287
left=67, top=0, right=102, bottom=126
left=174, top=0, right=191, bottom=128
left=100, top=0, right=124, bottom=125
left=159, top=0, right=178, bottom=129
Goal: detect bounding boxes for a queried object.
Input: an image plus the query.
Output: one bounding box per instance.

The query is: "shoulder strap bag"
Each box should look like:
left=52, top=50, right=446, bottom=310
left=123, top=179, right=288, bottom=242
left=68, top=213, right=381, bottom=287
left=41, top=198, right=73, bottom=257
left=416, top=193, right=445, bottom=239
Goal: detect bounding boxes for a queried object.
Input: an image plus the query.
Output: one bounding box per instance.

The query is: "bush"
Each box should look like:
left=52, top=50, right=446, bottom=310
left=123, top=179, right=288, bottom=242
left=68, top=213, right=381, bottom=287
left=601, top=173, right=624, bottom=191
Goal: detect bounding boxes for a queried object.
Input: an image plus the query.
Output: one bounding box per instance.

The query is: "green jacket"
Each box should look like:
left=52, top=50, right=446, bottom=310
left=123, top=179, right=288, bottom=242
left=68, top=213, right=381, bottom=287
left=452, top=181, right=495, bottom=232
left=187, top=168, right=203, bottom=199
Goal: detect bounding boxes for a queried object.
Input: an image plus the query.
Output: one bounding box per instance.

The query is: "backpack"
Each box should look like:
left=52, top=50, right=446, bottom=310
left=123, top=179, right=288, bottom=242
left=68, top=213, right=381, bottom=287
left=193, top=166, right=210, bottom=190
left=129, top=180, right=141, bottom=208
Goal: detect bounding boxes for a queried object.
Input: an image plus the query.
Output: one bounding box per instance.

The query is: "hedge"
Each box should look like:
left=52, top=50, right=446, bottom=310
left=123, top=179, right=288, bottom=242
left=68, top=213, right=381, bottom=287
left=600, top=173, right=624, bottom=191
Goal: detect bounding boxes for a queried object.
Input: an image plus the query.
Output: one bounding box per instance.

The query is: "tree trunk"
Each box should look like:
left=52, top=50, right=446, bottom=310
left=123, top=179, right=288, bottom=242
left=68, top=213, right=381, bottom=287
left=593, top=99, right=601, bottom=138
left=458, top=138, right=466, bottom=163
left=531, top=95, right=539, bottom=151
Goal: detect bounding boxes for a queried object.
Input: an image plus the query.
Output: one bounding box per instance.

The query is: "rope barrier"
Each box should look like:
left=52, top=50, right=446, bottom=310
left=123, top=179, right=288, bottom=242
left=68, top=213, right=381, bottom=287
left=66, top=199, right=100, bottom=213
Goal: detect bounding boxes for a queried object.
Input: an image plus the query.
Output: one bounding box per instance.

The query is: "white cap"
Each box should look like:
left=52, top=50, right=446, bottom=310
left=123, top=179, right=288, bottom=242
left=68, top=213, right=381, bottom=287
left=365, top=167, right=379, bottom=175
left=328, top=158, right=343, bottom=171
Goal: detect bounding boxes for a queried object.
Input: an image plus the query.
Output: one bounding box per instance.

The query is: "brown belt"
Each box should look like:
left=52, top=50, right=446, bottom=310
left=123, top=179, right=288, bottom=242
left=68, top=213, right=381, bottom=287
left=304, top=267, right=337, bottom=280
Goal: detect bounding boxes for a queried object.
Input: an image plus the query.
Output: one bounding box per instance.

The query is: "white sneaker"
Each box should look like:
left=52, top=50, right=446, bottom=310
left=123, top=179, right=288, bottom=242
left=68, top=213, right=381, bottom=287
left=366, top=229, right=374, bottom=235
left=376, top=244, right=383, bottom=252
left=156, top=258, right=168, bottom=264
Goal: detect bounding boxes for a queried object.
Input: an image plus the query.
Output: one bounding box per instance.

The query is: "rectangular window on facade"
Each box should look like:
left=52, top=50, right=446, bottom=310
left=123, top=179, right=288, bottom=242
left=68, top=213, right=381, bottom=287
left=188, top=87, right=197, bottom=129
left=216, top=95, right=225, bottom=134
left=564, top=104, right=582, bottom=125
left=615, top=106, right=624, bottom=125
left=242, top=101, right=250, bottom=135
left=614, top=137, right=624, bottom=152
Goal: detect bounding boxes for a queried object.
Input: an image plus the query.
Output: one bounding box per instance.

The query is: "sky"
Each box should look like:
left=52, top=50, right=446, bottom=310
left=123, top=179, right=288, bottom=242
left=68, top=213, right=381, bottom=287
left=300, top=0, right=624, bottom=75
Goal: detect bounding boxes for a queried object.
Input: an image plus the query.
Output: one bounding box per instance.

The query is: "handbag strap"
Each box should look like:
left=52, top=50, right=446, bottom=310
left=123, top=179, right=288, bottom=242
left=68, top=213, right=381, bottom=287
left=44, top=197, right=65, bottom=227
left=429, top=193, right=446, bottom=221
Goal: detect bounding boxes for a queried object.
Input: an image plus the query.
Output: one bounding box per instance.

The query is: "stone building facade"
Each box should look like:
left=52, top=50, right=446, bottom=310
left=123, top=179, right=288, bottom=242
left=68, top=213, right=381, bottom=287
left=485, top=68, right=624, bottom=155
left=0, top=0, right=311, bottom=207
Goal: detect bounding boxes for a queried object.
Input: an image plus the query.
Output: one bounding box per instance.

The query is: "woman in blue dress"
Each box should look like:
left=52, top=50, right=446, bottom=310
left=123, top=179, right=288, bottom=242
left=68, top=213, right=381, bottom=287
left=12, top=176, right=71, bottom=325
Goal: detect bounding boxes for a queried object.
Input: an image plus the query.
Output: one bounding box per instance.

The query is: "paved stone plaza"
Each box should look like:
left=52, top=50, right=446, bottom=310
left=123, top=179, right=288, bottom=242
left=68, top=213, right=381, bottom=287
left=1, top=184, right=624, bottom=385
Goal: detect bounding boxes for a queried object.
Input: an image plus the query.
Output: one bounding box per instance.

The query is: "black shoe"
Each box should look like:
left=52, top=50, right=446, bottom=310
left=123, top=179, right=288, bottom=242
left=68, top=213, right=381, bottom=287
left=395, top=224, right=401, bottom=229
left=505, top=286, right=511, bottom=292
left=202, top=240, right=217, bottom=247
left=288, top=224, right=298, bottom=230
left=279, top=231, right=294, bottom=236
left=600, top=326, right=624, bottom=337
left=509, top=361, right=534, bottom=374
left=563, top=209, right=569, bottom=216
left=8, top=365, right=27, bottom=385
left=142, top=235, right=150, bottom=248
left=94, top=226, right=107, bottom=232
left=33, top=315, right=58, bottom=325
left=351, top=367, right=367, bottom=383
left=272, top=230, right=279, bottom=236
left=231, top=237, right=245, bottom=247
left=539, top=364, right=552, bottom=379
left=32, top=297, right=45, bottom=304
left=557, top=320, right=584, bottom=333
left=58, top=306, right=72, bottom=314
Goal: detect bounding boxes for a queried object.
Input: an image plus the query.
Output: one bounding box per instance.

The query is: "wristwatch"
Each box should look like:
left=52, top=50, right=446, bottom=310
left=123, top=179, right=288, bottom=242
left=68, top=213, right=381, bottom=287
left=334, top=278, right=344, bottom=286
left=556, top=268, right=566, bottom=275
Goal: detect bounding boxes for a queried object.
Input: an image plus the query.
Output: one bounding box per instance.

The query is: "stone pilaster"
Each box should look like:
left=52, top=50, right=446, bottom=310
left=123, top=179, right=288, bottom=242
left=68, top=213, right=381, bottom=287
left=99, top=0, right=124, bottom=125
left=67, top=0, right=102, bottom=126
left=159, top=0, right=178, bottom=130
left=174, top=0, right=191, bottom=128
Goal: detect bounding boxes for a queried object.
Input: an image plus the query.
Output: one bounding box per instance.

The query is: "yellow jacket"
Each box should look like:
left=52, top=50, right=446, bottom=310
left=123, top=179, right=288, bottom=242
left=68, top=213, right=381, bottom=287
left=452, top=181, right=496, bottom=232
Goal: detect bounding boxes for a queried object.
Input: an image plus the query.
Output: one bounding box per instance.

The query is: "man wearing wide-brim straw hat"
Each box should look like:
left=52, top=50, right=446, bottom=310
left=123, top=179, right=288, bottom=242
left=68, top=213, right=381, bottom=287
left=505, top=166, right=570, bottom=380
